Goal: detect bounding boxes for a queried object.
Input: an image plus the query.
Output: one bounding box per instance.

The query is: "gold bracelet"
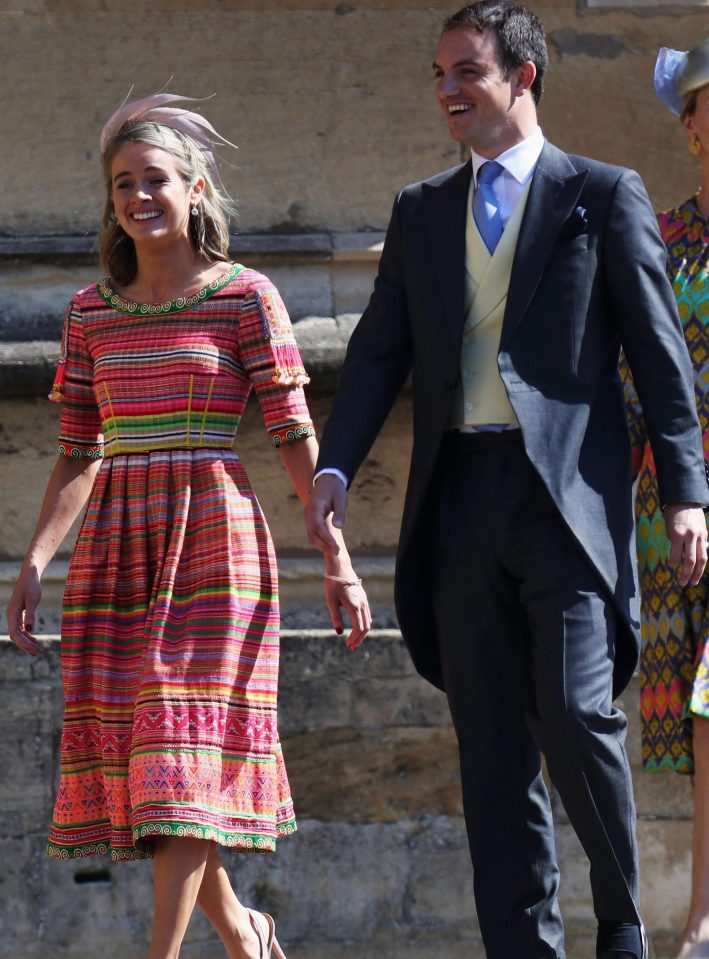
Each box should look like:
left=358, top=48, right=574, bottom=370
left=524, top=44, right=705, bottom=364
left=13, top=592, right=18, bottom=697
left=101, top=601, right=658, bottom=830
left=325, top=573, right=362, bottom=588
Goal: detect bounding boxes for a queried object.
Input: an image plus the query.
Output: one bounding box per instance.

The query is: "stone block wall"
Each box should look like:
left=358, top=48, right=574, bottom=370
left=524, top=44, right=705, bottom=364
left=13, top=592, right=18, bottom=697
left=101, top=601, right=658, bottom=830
left=0, top=1, right=706, bottom=234
left=0, top=631, right=695, bottom=959
left=2, top=2, right=707, bottom=956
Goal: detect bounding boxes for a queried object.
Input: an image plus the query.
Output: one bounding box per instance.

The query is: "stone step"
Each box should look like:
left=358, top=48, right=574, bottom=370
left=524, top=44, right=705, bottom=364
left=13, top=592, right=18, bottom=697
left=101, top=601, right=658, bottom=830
left=0, top=630, right=694, bottom=957
left=0, top=559, right=399, bottom=633
left=0, top=230, right=387, bottom=398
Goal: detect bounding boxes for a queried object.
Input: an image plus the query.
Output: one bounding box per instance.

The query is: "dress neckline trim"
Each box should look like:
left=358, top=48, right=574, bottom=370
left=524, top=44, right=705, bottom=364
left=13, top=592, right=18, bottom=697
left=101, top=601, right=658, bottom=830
left=676, top=195, right=708, bottom=226
left=97, top=262, right=244, bottom=315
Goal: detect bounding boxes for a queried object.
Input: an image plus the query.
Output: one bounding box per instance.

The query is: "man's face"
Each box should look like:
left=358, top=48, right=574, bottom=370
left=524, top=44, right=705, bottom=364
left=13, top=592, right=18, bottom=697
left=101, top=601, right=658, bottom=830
left=433, top=27, right=519, bottom=155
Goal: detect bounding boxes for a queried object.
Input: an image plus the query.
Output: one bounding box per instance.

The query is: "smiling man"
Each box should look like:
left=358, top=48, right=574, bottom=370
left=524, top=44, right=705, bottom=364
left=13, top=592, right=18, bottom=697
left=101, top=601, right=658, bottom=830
left=306, top=4, right=709, bottom=958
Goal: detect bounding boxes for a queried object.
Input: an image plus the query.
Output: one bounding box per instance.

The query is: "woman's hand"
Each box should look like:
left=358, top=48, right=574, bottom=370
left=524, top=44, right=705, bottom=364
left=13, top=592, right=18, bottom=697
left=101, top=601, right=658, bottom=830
left=4, top=453, right=100, bottom=657
left=665, top=503, right=708, bottom=586
left=275, top=435, right=371, bottom=646
left=325, top=575, right=371, bottom=650
left=6, top=565, right=42, bottom=656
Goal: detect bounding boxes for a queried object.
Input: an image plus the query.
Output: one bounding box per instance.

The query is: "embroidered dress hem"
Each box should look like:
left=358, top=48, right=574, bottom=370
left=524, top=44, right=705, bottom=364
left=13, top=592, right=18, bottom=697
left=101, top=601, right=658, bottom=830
left=47, top=816, right=297, bottom=861
left=642, top=756, right=694, bottom=775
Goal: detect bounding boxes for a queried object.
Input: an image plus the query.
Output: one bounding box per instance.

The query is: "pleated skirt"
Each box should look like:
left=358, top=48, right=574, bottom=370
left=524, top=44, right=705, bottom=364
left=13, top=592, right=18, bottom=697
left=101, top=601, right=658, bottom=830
left=47, top=448, right=296, bottom=860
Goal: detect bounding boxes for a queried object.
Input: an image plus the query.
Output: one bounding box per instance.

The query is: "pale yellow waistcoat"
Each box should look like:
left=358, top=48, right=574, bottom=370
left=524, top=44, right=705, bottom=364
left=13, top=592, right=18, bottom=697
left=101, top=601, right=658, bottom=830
left=447, top=177, right=532, bottom=429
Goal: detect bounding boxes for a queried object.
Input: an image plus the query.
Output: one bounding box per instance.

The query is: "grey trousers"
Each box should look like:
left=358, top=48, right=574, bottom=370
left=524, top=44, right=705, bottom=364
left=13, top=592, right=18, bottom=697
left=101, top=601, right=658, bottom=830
left=430, top=429, right=640, bottom=959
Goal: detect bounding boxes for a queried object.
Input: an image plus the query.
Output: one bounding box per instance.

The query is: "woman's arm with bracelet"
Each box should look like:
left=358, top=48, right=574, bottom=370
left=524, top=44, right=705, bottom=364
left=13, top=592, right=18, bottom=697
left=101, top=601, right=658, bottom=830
left=277, top=434, right=371, bottom=648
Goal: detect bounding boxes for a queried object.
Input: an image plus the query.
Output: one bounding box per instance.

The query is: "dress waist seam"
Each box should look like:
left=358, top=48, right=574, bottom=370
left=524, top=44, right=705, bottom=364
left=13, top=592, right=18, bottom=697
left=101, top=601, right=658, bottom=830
left=103, top=441, right=235, bottom=459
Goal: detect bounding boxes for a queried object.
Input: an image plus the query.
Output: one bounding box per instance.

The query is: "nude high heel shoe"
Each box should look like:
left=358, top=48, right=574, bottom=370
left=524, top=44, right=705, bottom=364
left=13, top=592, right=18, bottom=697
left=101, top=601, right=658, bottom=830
left=248, top=909, right=288, bottom=959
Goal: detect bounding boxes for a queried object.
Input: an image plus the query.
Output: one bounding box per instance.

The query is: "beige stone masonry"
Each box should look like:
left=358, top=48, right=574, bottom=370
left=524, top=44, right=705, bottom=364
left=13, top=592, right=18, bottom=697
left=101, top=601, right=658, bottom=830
left=1, top=2, right=706, bottom=236
left=0, top=632, right=695, bottom=958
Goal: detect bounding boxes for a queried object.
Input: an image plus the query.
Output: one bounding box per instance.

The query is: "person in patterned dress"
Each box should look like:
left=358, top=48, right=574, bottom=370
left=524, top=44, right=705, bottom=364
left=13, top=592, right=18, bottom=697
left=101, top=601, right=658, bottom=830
left=622, top=42, right=709, bottom=958
left=5, top=94, right=370, bottom=959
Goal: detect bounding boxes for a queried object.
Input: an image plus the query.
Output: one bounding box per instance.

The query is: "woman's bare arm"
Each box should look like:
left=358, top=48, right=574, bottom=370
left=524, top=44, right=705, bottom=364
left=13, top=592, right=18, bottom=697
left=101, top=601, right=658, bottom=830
left=278, top=435, right=371, bottom=648
left=6, top=455, right=101, bottom=655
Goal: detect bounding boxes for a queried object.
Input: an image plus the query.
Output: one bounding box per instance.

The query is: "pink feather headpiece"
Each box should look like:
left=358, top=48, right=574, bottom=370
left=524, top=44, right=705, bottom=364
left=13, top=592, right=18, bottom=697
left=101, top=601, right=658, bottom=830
left=99, top=92, right=237, bottom=188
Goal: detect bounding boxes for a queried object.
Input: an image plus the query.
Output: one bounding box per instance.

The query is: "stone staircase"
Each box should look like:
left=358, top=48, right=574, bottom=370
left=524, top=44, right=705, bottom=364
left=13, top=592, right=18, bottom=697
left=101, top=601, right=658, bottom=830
left=0, top=627, right=692, bottom=958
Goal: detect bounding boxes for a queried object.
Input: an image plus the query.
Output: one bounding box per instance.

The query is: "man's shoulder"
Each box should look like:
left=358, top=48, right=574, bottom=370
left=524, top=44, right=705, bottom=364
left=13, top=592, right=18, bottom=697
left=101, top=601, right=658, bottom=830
left=397, top=161, right=471, bottom=200
left=546, top=142, right=638, bottom=188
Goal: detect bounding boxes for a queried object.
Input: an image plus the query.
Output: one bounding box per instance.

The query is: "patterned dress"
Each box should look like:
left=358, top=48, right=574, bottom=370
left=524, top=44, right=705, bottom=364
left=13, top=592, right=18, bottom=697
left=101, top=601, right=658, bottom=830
left=47, top=263, right=315, bottom=859
left=622, top=197, right=709, bottom=774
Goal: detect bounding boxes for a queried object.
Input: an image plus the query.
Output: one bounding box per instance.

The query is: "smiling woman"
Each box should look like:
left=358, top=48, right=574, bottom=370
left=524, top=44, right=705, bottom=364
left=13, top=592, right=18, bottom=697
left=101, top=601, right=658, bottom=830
left=5, top=93, right=371, bottom=959
left=99, top=118, right=233, bottom=292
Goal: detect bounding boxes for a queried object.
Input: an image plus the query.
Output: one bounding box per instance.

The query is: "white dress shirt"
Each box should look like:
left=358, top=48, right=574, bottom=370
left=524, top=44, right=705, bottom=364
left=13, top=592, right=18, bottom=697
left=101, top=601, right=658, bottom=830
left=315, top=127, right=546, bottom=489
left=471, top=125, right=544, bottom=226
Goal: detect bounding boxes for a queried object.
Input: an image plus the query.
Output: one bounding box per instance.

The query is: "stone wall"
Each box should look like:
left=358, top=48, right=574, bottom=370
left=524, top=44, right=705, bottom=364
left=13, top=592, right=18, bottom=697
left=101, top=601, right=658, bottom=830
left=0, top=0, right=706, bottom=235
left=0, top=385, right=412, bottom=564
left=2, top=0, right=708, bottom=559
left=2, top=2, right=708, bottom=956
left=0, top=632, right=696, bottom=959
left=0, top=0, right=709, bottom=561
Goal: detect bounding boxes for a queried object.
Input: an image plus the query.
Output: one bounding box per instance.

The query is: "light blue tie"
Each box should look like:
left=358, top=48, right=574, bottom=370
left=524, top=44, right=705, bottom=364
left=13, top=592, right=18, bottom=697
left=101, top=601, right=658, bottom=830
left=473, top=161, right=504, bottom=255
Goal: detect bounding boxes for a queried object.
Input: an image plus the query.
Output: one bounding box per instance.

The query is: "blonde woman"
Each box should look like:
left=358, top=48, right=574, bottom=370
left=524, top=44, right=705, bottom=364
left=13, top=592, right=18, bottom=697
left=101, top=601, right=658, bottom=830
left=6, top=94, right=370, bottom=959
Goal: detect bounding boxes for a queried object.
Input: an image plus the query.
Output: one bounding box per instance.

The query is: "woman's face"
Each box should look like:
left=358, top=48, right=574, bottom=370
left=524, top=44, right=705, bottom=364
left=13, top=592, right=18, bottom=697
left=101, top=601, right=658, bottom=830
left=684, top=85, right=709, bottom=157
left=110, top=141, right=204, bottom=250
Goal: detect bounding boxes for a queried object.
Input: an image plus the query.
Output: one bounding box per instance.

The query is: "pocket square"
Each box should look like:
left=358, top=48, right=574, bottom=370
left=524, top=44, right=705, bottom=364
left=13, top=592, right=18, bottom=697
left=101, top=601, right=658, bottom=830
left=559, top=205, right=589, bottom=241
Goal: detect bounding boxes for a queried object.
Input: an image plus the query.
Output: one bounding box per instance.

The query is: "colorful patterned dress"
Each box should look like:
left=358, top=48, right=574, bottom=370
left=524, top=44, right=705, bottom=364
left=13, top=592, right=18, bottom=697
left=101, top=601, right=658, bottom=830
left=47, top=263, right=315, bottom=859
left=622, top=197, right=709, bottom=774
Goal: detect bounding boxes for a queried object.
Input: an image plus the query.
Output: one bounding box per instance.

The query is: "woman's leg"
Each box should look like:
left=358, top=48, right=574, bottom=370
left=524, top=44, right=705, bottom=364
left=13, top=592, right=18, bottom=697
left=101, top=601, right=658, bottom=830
left=678, top=716, right=709, bottom=957
left=195, top=843, right=262, bottom=959
left=146, top=837, right=211, bottom=959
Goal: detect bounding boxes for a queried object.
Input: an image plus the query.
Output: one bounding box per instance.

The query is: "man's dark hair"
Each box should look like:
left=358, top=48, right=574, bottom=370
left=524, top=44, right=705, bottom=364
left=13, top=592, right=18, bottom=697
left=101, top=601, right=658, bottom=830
left=443, top=1, right=548, bottom=105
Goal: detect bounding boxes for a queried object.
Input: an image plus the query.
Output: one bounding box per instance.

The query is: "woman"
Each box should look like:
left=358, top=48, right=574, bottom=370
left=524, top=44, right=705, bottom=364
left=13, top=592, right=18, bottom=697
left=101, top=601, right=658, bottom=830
left=5, top=93, right=370, bottom=959
left=623, top=41, right=709, bottom=958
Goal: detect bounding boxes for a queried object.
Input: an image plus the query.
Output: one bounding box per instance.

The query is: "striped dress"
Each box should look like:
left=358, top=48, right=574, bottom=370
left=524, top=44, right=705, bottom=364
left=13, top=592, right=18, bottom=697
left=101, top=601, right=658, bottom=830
left=622, top=198, right=709, bottom=774
left=47, top=263, right=315, bottom=860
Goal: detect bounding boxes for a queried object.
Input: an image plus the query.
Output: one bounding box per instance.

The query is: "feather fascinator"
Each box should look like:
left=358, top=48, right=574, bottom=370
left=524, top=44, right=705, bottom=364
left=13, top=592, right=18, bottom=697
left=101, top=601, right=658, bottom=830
left=99, top=92, right=237, bottom=187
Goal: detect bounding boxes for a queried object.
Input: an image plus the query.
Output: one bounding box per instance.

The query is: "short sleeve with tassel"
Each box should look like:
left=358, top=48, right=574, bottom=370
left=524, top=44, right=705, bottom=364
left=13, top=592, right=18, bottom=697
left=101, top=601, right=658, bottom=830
left=238, top=281, right=315, bottom=446
left=49, top=297, right=104, bottom=459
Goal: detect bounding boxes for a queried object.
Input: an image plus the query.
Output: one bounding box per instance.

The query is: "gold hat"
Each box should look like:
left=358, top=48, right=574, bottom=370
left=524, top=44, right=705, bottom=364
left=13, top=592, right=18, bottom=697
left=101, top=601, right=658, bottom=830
left=677, top=38, right=709, bottom=99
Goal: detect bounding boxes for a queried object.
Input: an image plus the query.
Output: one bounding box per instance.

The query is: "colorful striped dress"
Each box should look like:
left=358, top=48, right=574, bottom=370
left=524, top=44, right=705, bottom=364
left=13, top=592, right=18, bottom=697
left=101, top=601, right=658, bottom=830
left=622, top=197, right=709, bottom=774
left=47, top=263, right=315, bottom=859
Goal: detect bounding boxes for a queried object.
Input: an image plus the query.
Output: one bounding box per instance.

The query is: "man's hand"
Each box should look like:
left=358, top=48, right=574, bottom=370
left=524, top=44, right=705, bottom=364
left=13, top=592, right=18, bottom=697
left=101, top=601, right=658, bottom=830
left=664, top=504, right=708, bottom=587
left=305, top=473, right=349, bottom=554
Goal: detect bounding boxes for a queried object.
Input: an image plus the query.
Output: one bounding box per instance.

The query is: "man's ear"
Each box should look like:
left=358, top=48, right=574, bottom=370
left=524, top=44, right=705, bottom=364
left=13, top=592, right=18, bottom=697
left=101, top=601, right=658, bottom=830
left=513, top=60, right=536, bottom=97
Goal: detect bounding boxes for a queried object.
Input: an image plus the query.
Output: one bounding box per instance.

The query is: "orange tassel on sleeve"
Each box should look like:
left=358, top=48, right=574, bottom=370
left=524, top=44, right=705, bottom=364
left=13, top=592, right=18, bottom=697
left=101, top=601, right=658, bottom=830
left=254, top=288, right=310, bottom=387
left=49, top=304, right=71, bottom=403
left=49, top=359, right=66, bottom=402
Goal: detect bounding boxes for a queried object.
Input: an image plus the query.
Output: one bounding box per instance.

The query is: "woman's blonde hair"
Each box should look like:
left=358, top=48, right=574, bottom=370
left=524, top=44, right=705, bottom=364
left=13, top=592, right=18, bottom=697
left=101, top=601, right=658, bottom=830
left=99, top=120, right=235, bottom=286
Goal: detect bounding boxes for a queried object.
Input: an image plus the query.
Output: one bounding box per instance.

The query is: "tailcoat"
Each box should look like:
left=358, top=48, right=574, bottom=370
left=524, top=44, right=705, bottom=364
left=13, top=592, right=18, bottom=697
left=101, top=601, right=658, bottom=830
left=318, top=141, right=708, bottom=698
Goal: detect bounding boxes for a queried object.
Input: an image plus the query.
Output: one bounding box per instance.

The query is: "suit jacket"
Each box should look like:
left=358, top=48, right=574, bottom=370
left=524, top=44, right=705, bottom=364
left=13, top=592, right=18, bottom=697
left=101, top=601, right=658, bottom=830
left=317, top=140, right=708, bottom=694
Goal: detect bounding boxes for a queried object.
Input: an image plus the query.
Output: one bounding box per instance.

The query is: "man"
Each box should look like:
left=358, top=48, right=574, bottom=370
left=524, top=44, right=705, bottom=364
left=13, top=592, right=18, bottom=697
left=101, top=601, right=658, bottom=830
left=306, top=3, right=709, bottom=957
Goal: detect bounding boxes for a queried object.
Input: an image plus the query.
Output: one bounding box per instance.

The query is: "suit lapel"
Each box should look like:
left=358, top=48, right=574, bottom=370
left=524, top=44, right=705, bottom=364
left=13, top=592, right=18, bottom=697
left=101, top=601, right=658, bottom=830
left=502, top=142, right=588, bottom=346
left=422, top=160, right=471, bottom=354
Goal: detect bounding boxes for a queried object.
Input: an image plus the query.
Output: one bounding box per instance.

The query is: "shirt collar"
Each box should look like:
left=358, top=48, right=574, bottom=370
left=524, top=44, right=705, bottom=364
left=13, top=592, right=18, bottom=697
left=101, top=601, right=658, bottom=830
left=471, top=126, right=545, bottom=186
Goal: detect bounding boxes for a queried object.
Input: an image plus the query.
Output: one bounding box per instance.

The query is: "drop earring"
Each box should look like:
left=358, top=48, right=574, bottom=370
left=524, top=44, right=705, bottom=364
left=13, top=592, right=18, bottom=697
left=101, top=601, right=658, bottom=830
left=690, top=132, right=702, bottom=156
